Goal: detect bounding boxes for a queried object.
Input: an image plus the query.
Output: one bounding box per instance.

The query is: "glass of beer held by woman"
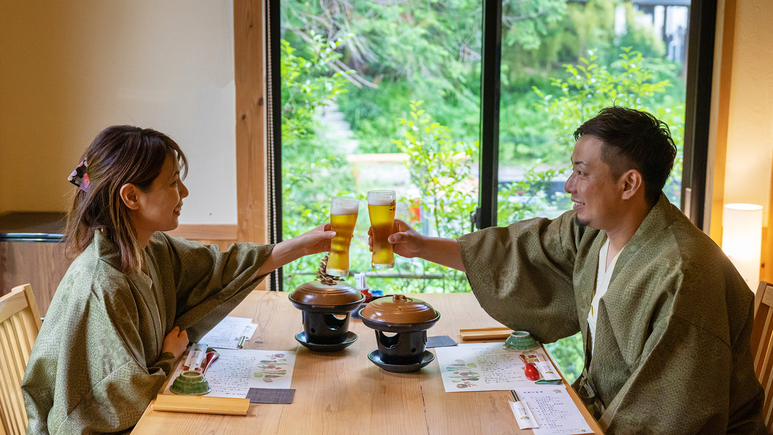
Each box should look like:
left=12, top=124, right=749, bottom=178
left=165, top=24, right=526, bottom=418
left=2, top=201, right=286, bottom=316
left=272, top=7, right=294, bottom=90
left=327, top=196, right=359, bottom=276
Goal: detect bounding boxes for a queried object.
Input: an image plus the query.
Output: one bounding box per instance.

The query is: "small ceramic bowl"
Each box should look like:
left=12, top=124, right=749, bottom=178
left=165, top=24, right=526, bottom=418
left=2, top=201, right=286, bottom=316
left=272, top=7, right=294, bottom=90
left=503, top=331, right=539, bottom=351
left=170, top=370, right=211, bottom=395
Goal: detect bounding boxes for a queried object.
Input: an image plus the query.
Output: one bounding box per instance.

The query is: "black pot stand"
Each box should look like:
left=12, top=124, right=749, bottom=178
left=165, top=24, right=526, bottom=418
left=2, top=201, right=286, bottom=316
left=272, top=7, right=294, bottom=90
left=367, top=349, right=435, bottom=373
left=359, top=307, right=440, bottom=372
left=302, top=311, right=352, bottom=344
left=290, top=298, right=363, bottom=352
left=295, top=331, right=358, bottom=352
left=375, top=329, right=427, bottom=365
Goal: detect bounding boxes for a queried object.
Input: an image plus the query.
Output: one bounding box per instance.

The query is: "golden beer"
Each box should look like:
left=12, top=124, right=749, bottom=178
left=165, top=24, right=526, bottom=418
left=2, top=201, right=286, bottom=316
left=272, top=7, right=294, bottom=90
left=368, top=190, right=396, bottom=269
left=327, top=196, right=359, bottom=277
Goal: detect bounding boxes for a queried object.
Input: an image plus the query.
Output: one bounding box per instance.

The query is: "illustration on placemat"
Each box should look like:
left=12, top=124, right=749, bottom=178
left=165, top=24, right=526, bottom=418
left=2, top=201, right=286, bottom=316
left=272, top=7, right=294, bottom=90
left=443, top=358, right=480, bottom=387
left=436, top=343, right=560, bottom=392
left=254, top=353, right=289, bottom=383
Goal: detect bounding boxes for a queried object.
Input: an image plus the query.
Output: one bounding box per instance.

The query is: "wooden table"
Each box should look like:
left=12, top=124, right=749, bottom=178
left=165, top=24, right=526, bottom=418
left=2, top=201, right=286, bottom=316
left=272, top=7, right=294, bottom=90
left=133, top=291, right=603, bottom=434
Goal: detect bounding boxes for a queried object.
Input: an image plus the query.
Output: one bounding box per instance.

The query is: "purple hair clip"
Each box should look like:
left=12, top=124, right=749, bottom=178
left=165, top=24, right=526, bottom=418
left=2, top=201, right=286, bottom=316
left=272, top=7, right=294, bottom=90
left=68, top=159, right=90, bottom=192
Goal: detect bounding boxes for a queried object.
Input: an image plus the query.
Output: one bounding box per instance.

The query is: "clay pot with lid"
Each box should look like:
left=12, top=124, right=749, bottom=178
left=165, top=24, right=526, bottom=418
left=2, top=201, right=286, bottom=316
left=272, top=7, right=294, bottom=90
left=289, top=277, right=365, bottom=349
left=359, top=294, right=440, bottom=368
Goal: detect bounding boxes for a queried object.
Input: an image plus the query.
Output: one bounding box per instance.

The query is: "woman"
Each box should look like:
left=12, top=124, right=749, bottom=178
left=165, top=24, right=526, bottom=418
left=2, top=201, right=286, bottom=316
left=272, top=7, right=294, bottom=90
left=22, top=126, right=334, bottom=434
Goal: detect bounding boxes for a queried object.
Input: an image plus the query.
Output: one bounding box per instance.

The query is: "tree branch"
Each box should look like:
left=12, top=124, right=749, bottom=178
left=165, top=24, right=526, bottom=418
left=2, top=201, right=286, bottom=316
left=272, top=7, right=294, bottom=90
left=502, top=9, right=549, bottom=26
left=285, top=26, right=378, bottom=89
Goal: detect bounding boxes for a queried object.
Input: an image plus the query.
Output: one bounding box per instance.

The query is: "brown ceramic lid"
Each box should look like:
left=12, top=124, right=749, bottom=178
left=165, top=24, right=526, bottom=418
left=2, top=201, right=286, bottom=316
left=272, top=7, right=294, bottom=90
left=289, top=278, right=364, bottom=307
left=360, top=294, right=440, bottom=325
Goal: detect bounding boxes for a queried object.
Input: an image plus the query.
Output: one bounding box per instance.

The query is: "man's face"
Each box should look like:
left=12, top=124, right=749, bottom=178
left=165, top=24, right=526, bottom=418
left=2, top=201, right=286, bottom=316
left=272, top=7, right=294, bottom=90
left=564, top=135, right=624, bottom=230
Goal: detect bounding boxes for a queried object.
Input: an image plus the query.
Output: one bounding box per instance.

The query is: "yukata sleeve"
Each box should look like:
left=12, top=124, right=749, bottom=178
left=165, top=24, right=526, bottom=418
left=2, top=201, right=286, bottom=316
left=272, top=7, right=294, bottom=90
left=153, top=233, right=275, bottom=341
left=458, top=212, right=584, bottom=343
left=40, top=280, right=183, bottom=434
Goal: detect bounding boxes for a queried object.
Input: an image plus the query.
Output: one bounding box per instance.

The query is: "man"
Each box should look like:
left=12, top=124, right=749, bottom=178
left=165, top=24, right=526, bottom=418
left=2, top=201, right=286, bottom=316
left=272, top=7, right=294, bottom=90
left=374, top=107, right=766, bottom=433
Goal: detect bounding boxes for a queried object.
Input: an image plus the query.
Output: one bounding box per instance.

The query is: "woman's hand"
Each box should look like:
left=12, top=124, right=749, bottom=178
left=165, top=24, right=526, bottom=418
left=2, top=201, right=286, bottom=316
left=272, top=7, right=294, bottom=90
left=255, top=224, right=336, bottom=276
left=162, top=326, right=189, bottom=360
left=294, top=223, right=336, bottom=256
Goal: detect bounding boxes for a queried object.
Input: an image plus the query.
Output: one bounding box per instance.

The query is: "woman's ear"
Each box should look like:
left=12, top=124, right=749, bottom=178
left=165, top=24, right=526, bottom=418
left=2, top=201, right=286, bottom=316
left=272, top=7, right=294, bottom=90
left=120, top=183, right=141, bottom=210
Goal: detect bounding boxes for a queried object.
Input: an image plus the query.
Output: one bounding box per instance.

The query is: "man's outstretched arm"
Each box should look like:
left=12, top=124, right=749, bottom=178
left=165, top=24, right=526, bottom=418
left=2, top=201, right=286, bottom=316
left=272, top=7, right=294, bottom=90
left=368, top=219, right=465, bottom=272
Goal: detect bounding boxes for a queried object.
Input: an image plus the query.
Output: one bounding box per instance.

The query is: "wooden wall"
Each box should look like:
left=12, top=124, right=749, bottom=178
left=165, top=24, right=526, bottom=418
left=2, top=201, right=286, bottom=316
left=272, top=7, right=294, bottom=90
left=708, top=0, right=773, bottom=285
left=0, top=241, right=72, bottom=317
left=166, top=224, right=238, bottom=252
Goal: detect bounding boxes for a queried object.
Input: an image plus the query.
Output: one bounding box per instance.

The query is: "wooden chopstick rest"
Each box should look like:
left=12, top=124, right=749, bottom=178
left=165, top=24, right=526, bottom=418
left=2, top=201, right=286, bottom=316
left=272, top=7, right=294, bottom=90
left=459, top=327, right=514, bottom=341
left=152, top=394, right=250, bottom=416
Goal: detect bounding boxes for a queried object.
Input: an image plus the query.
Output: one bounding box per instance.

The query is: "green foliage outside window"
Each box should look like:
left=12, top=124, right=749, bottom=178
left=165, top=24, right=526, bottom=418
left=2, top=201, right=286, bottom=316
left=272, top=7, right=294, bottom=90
left=280, top=34, right=357, bottom=289
left=532, top=47, right=686, bottom=204
left=391, top=101, right=478, bottom=293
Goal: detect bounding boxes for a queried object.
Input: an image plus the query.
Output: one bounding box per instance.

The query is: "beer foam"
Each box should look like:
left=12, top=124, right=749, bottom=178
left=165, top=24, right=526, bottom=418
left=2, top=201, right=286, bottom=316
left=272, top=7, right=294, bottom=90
left=331, top=197, right=359, bottom=214
left=368, top=191, right=395, bottom=206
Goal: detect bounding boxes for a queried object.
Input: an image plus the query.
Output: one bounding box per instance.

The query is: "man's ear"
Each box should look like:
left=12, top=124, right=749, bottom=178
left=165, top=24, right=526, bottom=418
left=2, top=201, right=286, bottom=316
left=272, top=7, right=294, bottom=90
left=620, top=169, right=643, bottom=200
left=120, top=183, right=141, bottom=210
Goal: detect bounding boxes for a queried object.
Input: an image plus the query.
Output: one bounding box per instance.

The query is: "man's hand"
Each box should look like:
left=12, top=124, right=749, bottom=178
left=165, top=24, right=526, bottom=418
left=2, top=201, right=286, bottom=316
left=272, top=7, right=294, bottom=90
left=368, top=218, right=465, bottom=271
left=368, top=218, right=424, bottom=258
left=162, top=326, right=189, bottom=360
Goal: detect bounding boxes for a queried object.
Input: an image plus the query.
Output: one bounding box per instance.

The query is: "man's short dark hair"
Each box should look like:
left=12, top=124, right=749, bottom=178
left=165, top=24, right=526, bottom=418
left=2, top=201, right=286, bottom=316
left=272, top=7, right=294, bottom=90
left=574, top=106, right=677, bottom=206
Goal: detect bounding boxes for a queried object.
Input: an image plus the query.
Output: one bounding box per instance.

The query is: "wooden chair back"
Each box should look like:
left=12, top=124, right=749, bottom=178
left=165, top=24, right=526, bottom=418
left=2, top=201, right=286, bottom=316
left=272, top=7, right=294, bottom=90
left=0, top=284, right=42, bottom=435
left=751, top=280, right=773, bottom=432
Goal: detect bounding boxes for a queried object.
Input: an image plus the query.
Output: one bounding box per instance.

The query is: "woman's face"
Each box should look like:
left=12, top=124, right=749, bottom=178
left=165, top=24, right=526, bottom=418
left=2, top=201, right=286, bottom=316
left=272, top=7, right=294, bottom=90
left=132, top=154, right=189, bottom=239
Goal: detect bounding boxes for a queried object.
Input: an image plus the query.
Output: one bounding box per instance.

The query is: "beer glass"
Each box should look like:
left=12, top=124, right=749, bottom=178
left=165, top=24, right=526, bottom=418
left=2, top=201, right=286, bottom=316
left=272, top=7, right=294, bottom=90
left=368, top=190, right=396, bottom=269
left=327, top=196, right=359, bottom=277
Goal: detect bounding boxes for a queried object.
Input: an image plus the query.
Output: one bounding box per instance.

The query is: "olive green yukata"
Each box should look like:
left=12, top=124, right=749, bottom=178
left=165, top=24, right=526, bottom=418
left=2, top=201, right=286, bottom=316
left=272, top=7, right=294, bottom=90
left=22, top=231, right=273, bottom=434
left=459, top=195, right=766, bottom=434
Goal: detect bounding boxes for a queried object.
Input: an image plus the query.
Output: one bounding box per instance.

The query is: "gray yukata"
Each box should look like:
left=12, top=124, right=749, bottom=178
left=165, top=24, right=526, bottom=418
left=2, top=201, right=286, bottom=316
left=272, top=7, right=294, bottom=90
left=459, top=195, right=766, bottom=434
left=22, top=231, right=273, bottom=434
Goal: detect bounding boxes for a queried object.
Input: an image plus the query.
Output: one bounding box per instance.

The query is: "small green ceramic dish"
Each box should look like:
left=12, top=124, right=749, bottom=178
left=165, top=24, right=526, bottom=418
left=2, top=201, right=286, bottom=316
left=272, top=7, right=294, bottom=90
left=503, top=331, right=540, bottom=351
left=170, top=370, right=211, bottom=395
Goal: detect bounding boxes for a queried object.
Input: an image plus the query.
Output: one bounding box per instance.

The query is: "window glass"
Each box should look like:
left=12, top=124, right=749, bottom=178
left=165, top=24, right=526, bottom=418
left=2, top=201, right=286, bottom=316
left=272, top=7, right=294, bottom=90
left=498, top=0, right=688, bottom=226
left=280, top=0, right=483, bottom=293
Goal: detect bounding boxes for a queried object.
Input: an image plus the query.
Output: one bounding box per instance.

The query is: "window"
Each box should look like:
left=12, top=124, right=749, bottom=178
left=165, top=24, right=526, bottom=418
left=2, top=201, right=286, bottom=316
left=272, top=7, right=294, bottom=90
left=269, top=0, right=707, bottom=382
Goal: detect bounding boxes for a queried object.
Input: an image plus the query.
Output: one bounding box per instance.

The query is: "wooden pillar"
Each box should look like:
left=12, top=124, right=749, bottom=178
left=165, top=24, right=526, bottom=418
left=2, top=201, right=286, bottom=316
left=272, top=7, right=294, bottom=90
left=234, top=0, right=267, bottom=245
left=708, top=0, right=736, bottom=245
left=234, top=0, right=268, bottom=288
left=765, top=150, right=773, bottom=283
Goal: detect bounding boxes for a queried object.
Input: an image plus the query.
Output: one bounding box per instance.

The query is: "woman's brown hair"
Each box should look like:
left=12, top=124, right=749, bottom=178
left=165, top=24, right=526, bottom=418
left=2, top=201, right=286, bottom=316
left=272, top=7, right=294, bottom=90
left=65, top=126, right=188, bottom=274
